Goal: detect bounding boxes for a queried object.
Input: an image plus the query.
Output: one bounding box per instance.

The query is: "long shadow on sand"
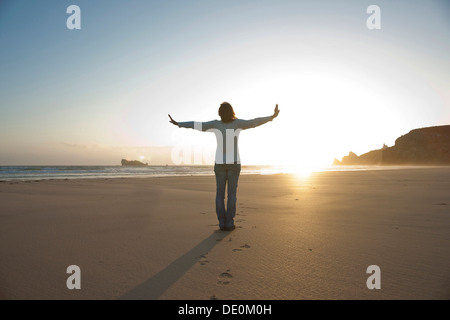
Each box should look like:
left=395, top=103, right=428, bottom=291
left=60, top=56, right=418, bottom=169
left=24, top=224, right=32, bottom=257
left=120, top=231, right=229, bottom=300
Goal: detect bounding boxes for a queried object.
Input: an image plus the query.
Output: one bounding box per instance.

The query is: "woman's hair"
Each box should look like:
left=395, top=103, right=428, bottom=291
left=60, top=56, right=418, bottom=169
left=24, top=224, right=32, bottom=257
left=218, top=102, right=236, bottom=123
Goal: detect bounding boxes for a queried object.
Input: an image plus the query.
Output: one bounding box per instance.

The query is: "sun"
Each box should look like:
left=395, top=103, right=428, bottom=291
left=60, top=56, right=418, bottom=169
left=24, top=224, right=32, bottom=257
left=232, top=61, right=403, bottom=168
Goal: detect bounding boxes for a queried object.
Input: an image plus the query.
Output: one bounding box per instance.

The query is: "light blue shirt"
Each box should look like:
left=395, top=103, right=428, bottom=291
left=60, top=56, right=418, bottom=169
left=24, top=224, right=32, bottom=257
left=178, top=116, right=273, bottom=164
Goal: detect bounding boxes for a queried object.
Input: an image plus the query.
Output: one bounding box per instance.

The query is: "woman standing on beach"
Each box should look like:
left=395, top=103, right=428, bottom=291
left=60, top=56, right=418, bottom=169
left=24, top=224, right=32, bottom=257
left=168, top=102, right=280, bottom=231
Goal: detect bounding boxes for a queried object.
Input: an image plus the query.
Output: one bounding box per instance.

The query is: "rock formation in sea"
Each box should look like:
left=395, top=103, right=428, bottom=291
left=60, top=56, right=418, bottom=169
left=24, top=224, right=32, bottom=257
left=121, top=159, right=148, bottom=166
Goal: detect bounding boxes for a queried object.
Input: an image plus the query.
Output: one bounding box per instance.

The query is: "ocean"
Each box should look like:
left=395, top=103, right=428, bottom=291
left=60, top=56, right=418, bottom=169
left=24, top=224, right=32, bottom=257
left=0, top=165, right=427, bottom=181
left=0, top=165, right=282, bottom=181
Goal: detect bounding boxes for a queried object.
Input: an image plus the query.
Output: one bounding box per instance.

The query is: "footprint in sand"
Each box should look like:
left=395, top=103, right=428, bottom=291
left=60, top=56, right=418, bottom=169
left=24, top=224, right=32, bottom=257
left=217, top=270, right=233, bottom=285
left=232, top=244, right=250, bottom=252
left=198, top=253, right=209, bottom=266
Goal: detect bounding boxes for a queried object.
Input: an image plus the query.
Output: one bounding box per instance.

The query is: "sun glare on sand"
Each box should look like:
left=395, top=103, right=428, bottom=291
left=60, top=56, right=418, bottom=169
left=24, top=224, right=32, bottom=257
left=284, top=163, right=326, bottom=180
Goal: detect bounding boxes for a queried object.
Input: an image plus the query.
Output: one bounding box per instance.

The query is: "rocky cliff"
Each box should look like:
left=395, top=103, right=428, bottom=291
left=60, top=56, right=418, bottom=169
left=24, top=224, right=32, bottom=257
left=334, top=125, right=450, bottom=165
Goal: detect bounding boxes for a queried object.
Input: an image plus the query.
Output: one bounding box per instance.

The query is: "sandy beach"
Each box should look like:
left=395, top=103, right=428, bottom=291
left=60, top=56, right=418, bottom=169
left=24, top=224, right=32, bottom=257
left=0, top=167, right=449, bottom=300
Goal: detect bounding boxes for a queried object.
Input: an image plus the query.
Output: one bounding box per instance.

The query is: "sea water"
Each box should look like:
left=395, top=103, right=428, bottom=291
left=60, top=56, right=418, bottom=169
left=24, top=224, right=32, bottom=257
left=0, top=165, right=428, bottom=181
left=0, top=165, right=278, bottom=181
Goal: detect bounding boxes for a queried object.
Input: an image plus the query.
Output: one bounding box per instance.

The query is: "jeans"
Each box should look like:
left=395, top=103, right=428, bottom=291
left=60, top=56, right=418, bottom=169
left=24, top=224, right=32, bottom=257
left=214, top=163, right=241, bottom=228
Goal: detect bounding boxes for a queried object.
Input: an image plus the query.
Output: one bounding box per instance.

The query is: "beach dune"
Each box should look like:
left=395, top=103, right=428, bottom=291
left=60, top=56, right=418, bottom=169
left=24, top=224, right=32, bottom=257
left=0, top=168, right=449, bottom=299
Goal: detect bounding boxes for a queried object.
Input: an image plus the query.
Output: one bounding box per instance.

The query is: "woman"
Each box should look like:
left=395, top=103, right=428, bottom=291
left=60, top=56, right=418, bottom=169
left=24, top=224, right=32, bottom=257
left=169, top=102, right=280, bottom=231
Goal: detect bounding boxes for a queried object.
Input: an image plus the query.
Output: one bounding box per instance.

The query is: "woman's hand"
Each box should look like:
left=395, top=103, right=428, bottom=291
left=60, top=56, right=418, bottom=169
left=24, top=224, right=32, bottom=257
left=272, top=104, right=280, bottom=119
left=168, top=114, right=178, bottom=126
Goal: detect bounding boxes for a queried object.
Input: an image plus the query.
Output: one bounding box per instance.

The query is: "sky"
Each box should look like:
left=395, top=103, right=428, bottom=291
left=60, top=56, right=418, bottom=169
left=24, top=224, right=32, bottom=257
left=0, top=0, right=449, bottom=166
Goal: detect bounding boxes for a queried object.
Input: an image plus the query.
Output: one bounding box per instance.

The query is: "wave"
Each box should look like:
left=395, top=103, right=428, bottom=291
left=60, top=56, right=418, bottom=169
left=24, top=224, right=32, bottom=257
left=0, top=165, right=216, bottom=181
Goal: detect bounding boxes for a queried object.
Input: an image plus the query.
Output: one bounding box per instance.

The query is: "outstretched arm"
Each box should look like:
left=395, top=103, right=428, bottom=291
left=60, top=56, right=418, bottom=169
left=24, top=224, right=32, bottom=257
left=169, top=114, right=193, bottom=128
left=238, top=104, right=280, bottom=130
left=168, top=114, right=217, bottom=131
